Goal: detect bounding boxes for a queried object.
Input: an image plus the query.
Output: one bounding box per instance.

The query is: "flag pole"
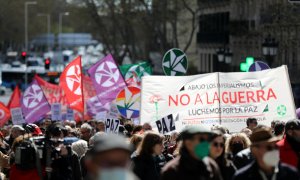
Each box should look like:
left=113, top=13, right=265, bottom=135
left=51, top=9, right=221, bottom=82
left=80, top=55, right=85, bottom=122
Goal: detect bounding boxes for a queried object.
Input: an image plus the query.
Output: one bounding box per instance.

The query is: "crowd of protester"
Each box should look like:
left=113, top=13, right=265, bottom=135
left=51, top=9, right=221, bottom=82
left=0, top=117, right=298, bottom=180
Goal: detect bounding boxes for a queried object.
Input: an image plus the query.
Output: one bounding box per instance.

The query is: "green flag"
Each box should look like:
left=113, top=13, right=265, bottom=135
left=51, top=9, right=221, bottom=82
left=120, top=62, right=152, bottom=86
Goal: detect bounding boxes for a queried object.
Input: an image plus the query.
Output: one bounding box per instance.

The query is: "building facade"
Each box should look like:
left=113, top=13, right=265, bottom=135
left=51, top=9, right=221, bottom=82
left=196, top=0, right=300, bottom=105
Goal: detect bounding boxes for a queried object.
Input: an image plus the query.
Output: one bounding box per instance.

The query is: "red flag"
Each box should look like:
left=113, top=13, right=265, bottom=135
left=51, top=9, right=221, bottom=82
left=60, top=56, right=84, bottom=112
left=0, top=102, right=11, bottom=127
left=7, top=86, right=21, bottom=109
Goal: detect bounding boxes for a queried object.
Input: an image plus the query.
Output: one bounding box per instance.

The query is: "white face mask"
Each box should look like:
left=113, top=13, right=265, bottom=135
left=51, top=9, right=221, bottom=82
left=262, top=150, right=280, bottom=167
left=98, top=168, right=137, bottom=180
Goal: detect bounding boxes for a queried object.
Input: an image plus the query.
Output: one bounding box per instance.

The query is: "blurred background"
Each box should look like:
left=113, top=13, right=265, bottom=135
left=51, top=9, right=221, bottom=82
left=1, top=0, right=300, bottom=105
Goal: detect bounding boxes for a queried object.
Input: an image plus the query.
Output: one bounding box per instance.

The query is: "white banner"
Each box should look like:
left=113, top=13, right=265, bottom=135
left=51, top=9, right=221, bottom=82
left=66, top=108, right=74, bottom=121
left=141, top=66, right=296, bottom=132
left=11, top=108, right=25, bottom=125
left=51, top=103, right=62, bottom=121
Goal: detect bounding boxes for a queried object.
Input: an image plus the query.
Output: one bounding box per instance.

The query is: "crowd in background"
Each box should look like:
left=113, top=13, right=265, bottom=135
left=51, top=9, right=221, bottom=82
left=0, top=117, right=298, bottom=180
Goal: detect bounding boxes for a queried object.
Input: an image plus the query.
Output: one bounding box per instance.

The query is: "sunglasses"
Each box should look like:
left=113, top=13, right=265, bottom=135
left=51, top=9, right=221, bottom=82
left=212, top=142, right=224, bottom=148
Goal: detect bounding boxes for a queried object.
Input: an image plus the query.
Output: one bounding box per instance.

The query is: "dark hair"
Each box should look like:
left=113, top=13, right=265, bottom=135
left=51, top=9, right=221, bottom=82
left=138, top=132, right=163, bottom=157
left=246, top=118, right=257, bottom=126
left=124, top=123, right=134, bottom=133
left=274, top=121, right=285, bottom=136
left=132, top=125, right=143, bottom=134
left=45, top=123, right=65, bottom=139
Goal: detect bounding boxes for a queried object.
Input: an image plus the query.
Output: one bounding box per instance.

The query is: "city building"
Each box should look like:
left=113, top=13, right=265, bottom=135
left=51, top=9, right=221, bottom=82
left=196, top=0, right=300, bottom=106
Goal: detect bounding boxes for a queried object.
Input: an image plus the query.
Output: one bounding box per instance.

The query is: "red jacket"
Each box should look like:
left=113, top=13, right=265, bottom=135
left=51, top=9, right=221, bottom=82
left=9, top=164, right=44, bottom=180
left=277, top=136, right=299, bottom=168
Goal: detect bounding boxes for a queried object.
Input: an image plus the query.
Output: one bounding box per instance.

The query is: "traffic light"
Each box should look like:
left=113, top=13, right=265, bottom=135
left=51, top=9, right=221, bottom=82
left=240, top=56, right=254, bottom=72
left=21, top=51, right=27, bottom=61
left=44, top=58, right=51, bottom=70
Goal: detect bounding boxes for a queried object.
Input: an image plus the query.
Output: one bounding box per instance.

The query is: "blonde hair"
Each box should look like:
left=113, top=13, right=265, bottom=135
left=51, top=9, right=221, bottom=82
left=225, top=133, right=251, bottom=154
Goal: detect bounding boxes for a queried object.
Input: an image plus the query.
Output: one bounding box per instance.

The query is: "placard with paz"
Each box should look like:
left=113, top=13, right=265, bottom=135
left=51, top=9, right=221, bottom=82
left=156, top=114, right=177, bottom=134
left=105, top=118, right=120, bottom=134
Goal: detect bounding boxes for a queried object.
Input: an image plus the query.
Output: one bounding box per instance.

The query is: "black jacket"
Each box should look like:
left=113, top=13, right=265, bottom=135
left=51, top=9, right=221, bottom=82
left=160, top=148, right=222, bottom=180
left=233, top=148, right=254, bottom=169
left=132, top=154, right=165, bottom=180
left=233, top=161, right=300, bottom=180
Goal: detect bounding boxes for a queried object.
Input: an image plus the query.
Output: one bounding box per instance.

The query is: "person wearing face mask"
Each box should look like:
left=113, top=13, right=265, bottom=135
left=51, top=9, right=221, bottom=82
left=233, top=125, right=300, bottom=180
left=161, top=126, right=222, bottom=180
left=225, top=133, right=251, bottom=159
left=131, top=132, right=166, bottom=180
left=84, top=133, right=138, bottom=180
left=277, top=119, right=300, bottom=171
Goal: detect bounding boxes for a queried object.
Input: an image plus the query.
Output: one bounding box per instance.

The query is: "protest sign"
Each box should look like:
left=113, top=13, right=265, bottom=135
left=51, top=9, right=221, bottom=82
left=141, top=66, right=296, bottom=132
left=11, top=108, right=25, bottom=125
left=155, top=114, right=177, bottom=134
left=66, top=108, right=74, bottom=121
left=105, top=118, right=120, bottom=133
left=51, top=103, right=62, bottom=121
left=95, top=111, right=107, bottom=120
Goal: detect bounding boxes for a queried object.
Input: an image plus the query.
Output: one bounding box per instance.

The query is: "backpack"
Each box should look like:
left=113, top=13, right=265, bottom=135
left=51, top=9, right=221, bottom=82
left=14, top=137, right=44, bottom=179
left=15, top=139, right=37, bottom=170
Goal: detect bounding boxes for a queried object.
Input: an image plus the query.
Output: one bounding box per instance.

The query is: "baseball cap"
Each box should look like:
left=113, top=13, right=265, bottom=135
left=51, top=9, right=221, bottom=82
left=180, top=125, right=214, bottom=140
left=91, top=134, right=132, bottom=154
left=285, top=119, right=300, bottom=131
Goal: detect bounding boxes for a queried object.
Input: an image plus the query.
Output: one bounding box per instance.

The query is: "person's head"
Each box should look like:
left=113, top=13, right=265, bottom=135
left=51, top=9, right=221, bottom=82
left=24, top=124, right=43, bottom=137
left=43, top=119, right=52, bottom=128
left=71, top=139, right=88, bottom=158
left=250, top=125, right=280, bottom=169
left=225, top=133, right=251, bottom=156
left=170, top=132, right=179, bottom=145
left=142, top=123, right=152, bottom=132
left=180, top=126, right=213, bottom=160
left=124, top=123, right=134, bottom=137
left=285, top=119, right=300, bottom=142
left=209, top=131, right=225, bottom=160
left=137, top=132, right=164, bottom=156
left=240, top=128, right=252, bottom=138
left=89, top=132, right=106, bottom=147
left=246, top=118, right=258, bottom=130
left=46, top=123, right=65, bottom=139
left=10, top=125, right=25, bottom=139
left=271, top=120, right=280, bottom=130
left=96, top=121, right=105, bottom=132
left=211, top=125, right=229, bottom=135
left=85, top=134, right=132, bottom=179
left=80, top=123, right=93, bottom=141
left=274, top=121, right=285, bottom=137
left=132, top=125, right=143, bottom=135
left=69, top=121, right=76, bottom=128
left=129, top=134, right=143, bottom=151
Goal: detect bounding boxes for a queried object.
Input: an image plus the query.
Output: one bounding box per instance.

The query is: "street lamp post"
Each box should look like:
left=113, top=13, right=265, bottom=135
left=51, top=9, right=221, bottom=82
left=216, top=47, right=233, bottom=72
left=262, top=35, right=279, bottom=67
left=37, top=13, right=51, bottom=51
left=24, top=1, right=37, bottom=87
left=58, top=12, right=69, bottom=58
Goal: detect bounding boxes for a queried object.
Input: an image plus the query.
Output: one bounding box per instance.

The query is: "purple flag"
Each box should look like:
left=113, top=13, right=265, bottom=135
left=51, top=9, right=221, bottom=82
left=88, top=54, right=126, bottom=106
left=87, top=95, right=110, bottom=117
left=21, top=79, right=51, bottom=123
